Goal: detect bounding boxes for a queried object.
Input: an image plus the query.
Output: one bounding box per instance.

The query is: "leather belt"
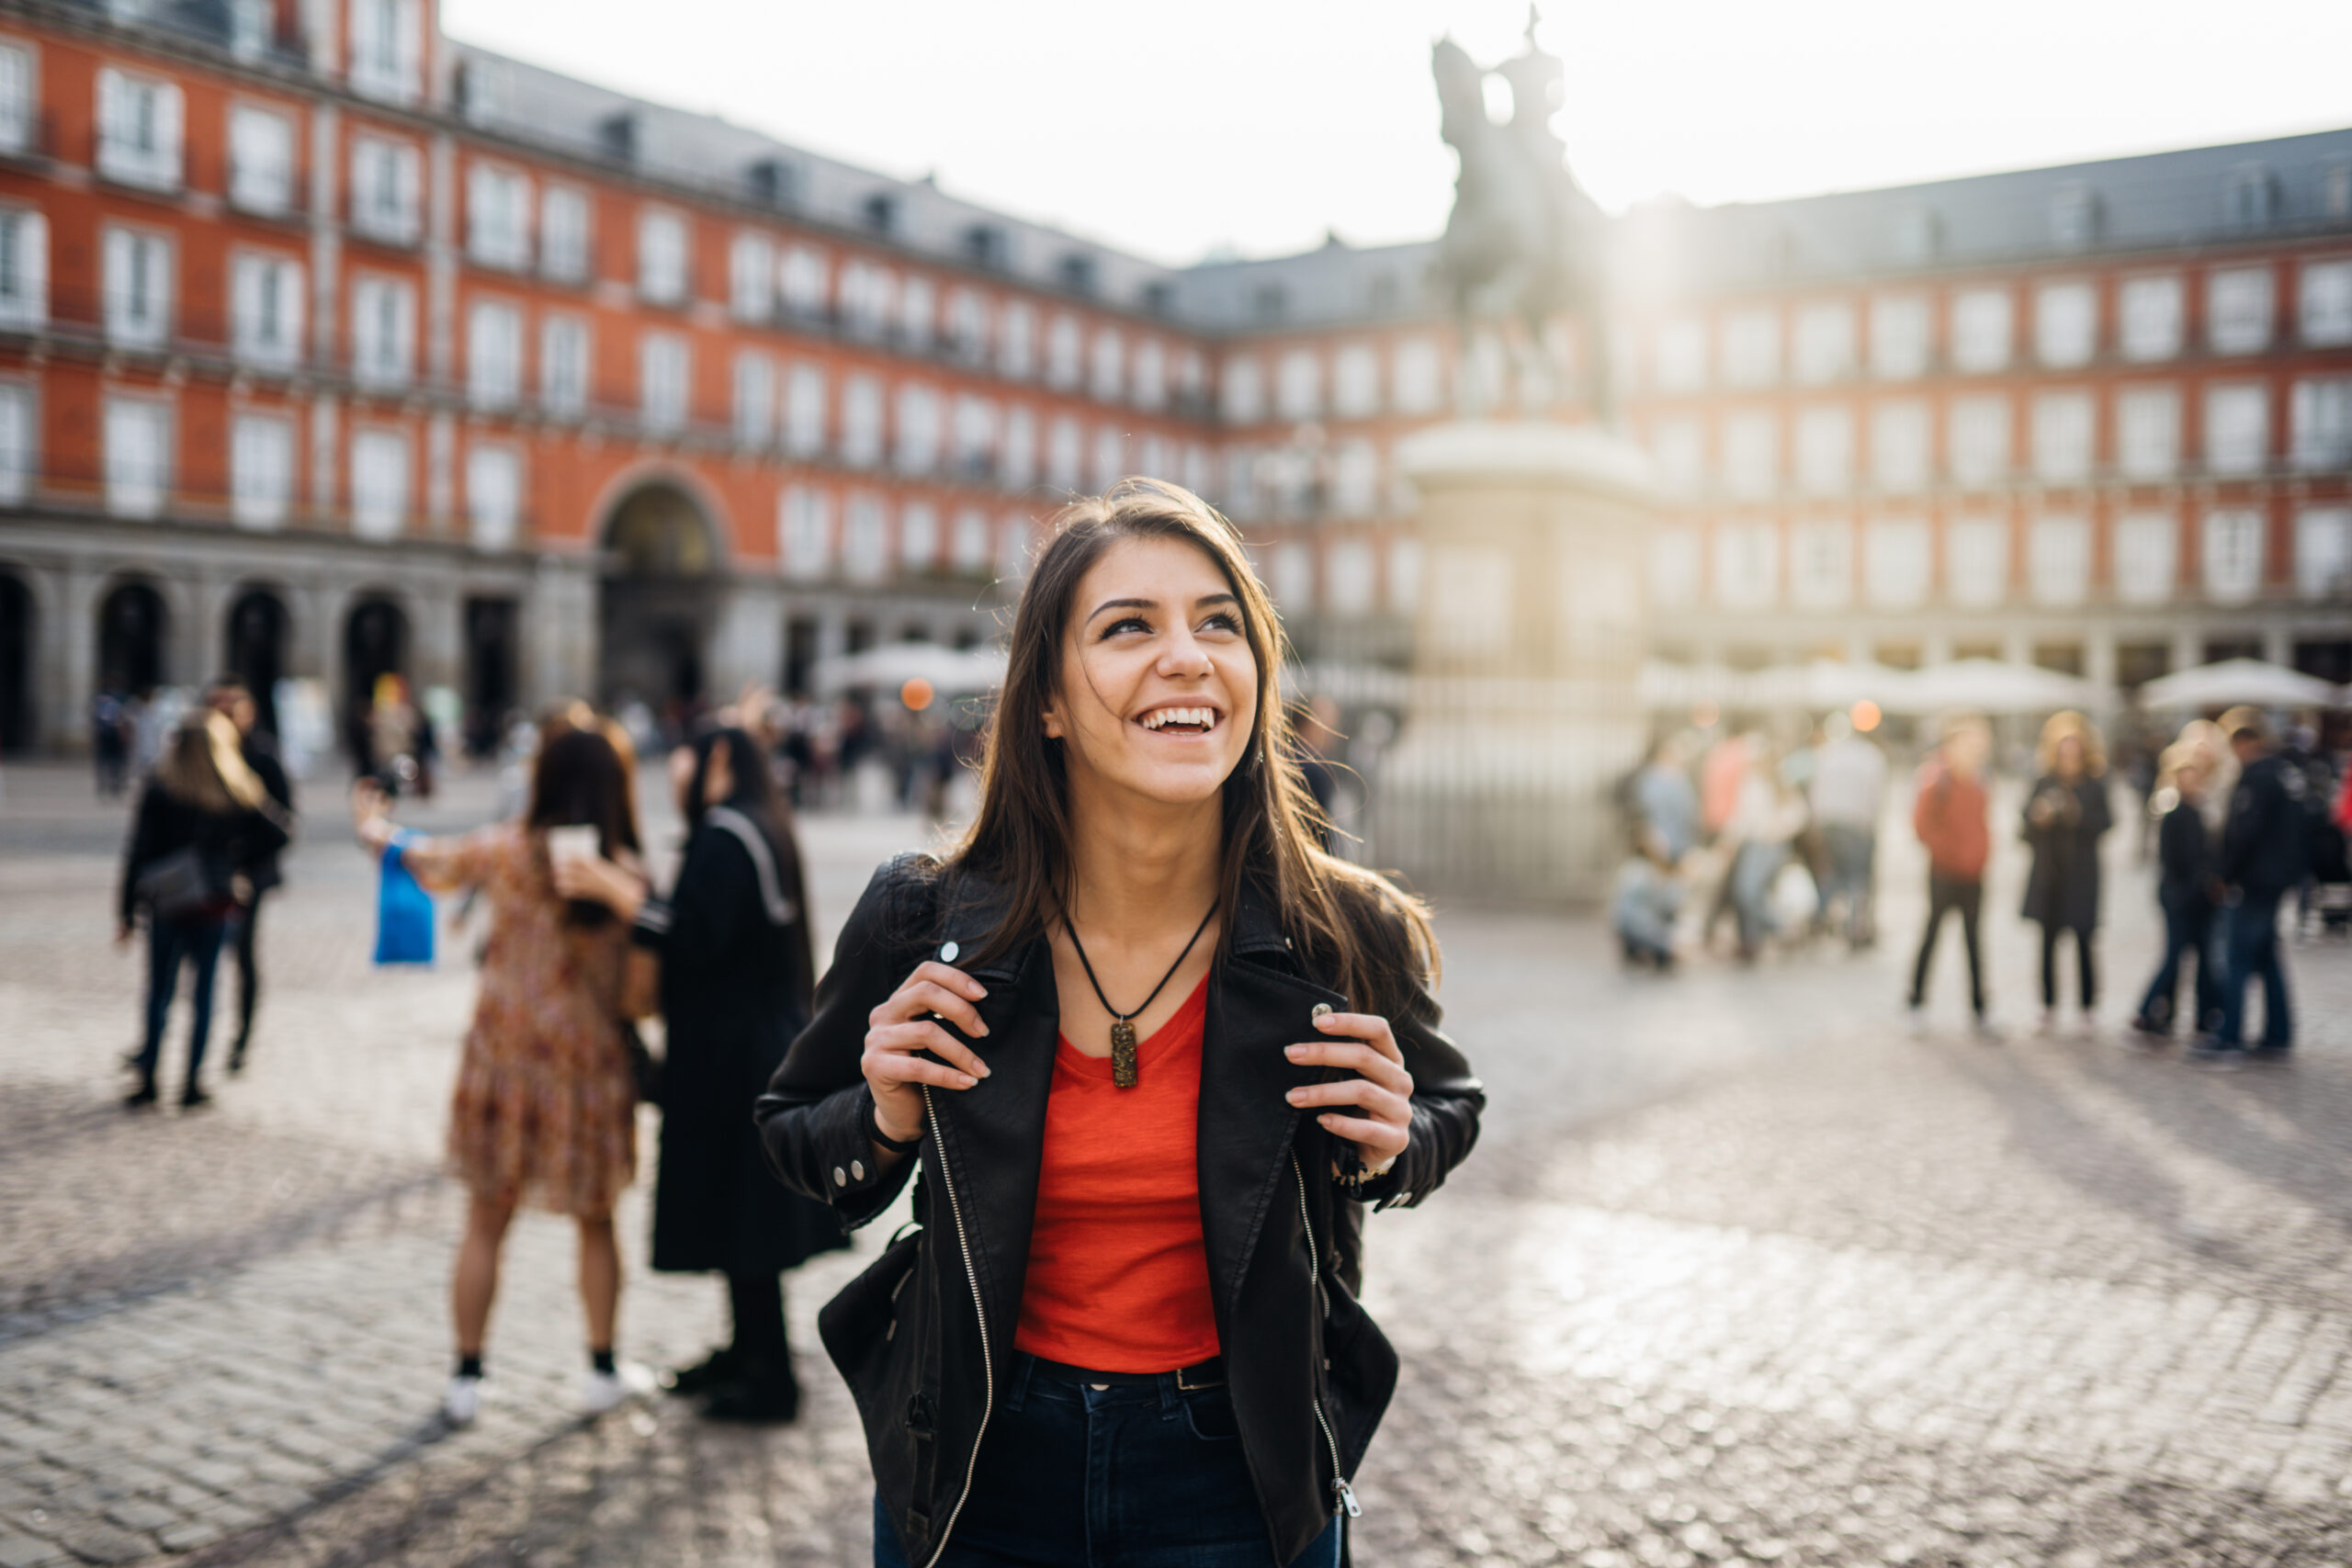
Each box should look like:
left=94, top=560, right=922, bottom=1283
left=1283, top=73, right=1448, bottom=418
left=1023, top=1353, right=1225, bottom=1390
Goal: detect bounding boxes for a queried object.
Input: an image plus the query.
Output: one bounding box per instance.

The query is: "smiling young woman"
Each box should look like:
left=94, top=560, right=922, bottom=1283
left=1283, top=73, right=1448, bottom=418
left=756, top=479, right=1484, bottom=1568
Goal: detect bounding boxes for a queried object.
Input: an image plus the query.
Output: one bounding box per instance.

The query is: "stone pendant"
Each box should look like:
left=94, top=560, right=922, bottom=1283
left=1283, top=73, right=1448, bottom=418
left=1111, top=1018, right=1138, bottom=1089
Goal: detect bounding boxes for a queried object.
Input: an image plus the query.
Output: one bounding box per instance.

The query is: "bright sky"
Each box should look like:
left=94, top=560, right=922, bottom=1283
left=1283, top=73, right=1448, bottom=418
left=444, top=0, right=2352, bottom=266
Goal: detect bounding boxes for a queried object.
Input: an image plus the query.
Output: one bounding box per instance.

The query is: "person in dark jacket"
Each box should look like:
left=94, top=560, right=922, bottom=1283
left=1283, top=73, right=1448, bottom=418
left=560, top=726, right=847, bottom=1422
left=205, top=679, right=296, bottom=1075
left=2193, top=711, right=2312, bottom=1065
left=2020, top=710, right=2113, bottom=1033
left=2129, top=742, right=2220, bottom=1042
left=753, top=482, right=1482, bottom=1568
left=118, top=710, right=291, bottom=1109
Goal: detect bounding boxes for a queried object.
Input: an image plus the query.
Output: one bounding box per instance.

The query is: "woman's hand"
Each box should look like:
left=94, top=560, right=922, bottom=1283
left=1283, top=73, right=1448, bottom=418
left=1284, top=1012, right=1415, bottom=1170
left=551, top=854, right=647, bottom=923
left=863, top=961, right=993, bottom=1147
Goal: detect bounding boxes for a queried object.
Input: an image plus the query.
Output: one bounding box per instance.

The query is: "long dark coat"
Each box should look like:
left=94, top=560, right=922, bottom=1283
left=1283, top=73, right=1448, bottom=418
left=2020, top=773, right=2113, bottom=931
left=635, top=811, right=846, bottom=1276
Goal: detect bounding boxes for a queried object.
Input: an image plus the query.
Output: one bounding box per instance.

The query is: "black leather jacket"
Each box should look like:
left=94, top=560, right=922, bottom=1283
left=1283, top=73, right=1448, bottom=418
left=754, top=855, right=1484, bottom=1568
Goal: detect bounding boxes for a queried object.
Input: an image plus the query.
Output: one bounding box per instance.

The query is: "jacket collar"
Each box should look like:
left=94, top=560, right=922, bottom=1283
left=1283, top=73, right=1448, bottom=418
left=933, top=864, right=1294, bottom=975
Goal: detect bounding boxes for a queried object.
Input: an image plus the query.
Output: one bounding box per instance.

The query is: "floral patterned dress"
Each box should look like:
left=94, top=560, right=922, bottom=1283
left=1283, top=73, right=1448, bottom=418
left=406, top=823, right=637, bottom=1217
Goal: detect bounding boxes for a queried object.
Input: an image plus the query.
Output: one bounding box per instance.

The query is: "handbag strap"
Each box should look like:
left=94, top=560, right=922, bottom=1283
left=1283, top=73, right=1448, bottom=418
left=703, top=807, right=797, bottom=927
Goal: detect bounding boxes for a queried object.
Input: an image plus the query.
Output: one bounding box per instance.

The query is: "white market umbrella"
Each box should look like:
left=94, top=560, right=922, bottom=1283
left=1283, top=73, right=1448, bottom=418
left=1890, top=659, right=2108, bottom=716
left=2134, top=659, right=2346, bottom=711
left=809, top=642, right=1007, bottom=697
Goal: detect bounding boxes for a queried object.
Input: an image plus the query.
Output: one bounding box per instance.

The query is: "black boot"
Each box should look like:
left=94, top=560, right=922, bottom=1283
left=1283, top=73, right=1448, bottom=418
left=124, top=1077, right=160, bottom=1110
left=662, top=1345, right=741, bottom=1396
left=703, top=1359, right=799, bottom=1424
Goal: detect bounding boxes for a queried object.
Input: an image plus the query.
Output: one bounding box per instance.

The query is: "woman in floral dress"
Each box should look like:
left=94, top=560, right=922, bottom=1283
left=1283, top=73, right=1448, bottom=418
left=352, top=724, right=648, bottom=1425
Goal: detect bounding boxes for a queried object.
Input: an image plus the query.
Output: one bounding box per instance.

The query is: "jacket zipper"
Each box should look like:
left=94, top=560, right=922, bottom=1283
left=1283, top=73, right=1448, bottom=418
left=918, top=1085, right=994, bottom=1568
left=1290, top=1152, right=1362, bottom=1519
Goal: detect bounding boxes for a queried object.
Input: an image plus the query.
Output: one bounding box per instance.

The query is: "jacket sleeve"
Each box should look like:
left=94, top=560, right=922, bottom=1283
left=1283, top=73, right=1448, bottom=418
left=2219, top=770, right=2272, bottom=885
left=119, top=784, right=164, bottom=926
left=752, top=857, right=933, bottom=1230
left=1353, top=982, right=1484, bottom=1213
left=634, top=829, right=754, bottom=968
left=2081, top=779, right=2114, bottom=840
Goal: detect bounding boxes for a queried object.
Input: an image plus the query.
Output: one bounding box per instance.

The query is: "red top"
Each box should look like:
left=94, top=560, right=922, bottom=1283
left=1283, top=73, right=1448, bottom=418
left=1913, top=757, right=1991, bottom=879
left=1012, top=974, right=1221, bottom=1372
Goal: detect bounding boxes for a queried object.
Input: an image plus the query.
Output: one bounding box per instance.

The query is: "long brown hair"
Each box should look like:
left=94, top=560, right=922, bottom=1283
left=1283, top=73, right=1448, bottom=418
left=528, top=726, right=641, bottom=927
left=156, top=711, right=268, bottom=814
left=951, top=479, right=1438, bottom=1014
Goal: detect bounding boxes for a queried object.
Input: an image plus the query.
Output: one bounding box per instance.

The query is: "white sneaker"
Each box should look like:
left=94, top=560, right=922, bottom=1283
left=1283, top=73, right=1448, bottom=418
left=581, top=1360, right=655, bottom=1416
left=443, top=1374, right=482, bottom=1427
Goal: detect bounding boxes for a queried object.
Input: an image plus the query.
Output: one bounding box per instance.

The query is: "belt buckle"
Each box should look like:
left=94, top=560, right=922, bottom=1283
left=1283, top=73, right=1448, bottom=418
left=1175, top=1360, right=1222, bottom=1392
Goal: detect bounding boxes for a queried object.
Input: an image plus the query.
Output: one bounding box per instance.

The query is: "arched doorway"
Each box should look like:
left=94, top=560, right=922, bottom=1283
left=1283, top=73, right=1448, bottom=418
left=344, top=594, right=409, bottom=763
left=598, top=481, right=722, bottom=731
left=97, top=581, right=168, bottom=695
left=224, top=588, right=290, bottom=737
left=0, top=571, right=31, bottom=753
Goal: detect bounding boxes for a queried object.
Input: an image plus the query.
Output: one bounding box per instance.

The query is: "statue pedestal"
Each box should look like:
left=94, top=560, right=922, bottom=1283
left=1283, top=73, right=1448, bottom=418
left=1370, top=422, right=1659, bottom=904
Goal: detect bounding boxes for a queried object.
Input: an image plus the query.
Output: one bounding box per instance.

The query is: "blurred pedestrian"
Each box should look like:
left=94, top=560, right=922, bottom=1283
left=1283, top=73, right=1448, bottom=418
left=204, top=679, right=296, bottom=1076
left=2192, top=710, right=2311, bottom=1066
left=2020, top=711, right=2113, bottom=1035
left=92, top=685, right=130, bottom=797
left=558, top=727, right=848, bottom=1422
left=1809, top=713, right=1887, bottom=948
left=1295, top=695, right=1346, bottom=852
left=2129, top=742, right=2220, bottom=1043
left=352, top=725, right=650, bottom=1425
left=1724, top=746, right=1806, bottom=960
left=1906, top=714, right=1996, bottom=1036
left=1611, top=831, right=1682, bottom=970
left=118, top=710, right=291, bottom=1109
left=1632, top=733, right=1701, bottom=865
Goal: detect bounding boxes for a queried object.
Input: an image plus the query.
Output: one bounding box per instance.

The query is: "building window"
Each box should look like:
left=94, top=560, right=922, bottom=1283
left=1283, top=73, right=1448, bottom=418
left=2049, top=184, right=2100, bottom=251
left=1647, top=527, right=1701, bottom=610
left=1946, top=515, right=2008, bottom=608
left=96, top=68, right=183, bottom=190
left=784, top=363, right=827, bottom=457
left=2202, top=508, right=2264, bottom=603
left=540, top=315, right=588, bottom=417
left=1863, top=517, right=1930, bottom=608
left=1273, top=348, right=1320, bottom=422
left=1949, top=288, right=2012, bottom=373
left=781, top=245, right=829, bottom=319
left=1947, top=394, right=2009, bottom=487
left=1790, top=520, right=1854, bottom=608
left=1720, top=309, right=1781, bottom=388
left=103, top=227, right=173, bottom=348
left=1328, top=344, right=1379, bottom=419
left=1869, top=294, right=1930, bottom=380
left=1712, top=522, right=1780, bottom=609
left=1270, top=544, right=1314, bottom=615
left=998, top=299, right=1035, bottom=379
left=2116, top=386, right=2179, bottom=480
left=105, top=397, right=171, bottom=517
left=1331, top=440, right=1378, bottom=518
left=2028, top=514, right=2090, bottom=605
left=467, top=164, right=531, bottom=271
left=2207, top=267, right=2274, bottom=355
left=1650, top=417, right=1704, bottom=494
left=1870, top=400, right=1930, bottom=493
left=952, top=506, right=991, bottom=574
left=350, top=275, right=415, bottom=388
left=841, top=375, right=884, bottom=468
left=840, top=261, right=894, bottom=340
left=460, top=442, right=519, bottom=549
left=350, top=426, right=408, bottom=538
left=1652, top=318, right=1705, bottom=393
left=231, top=251, right=303, bottom=368
left=2300, top=260, right=2352, bottom=348
left=2030, top=390, right=2094, bottom=485
left=2204, top=383, right=2268, bottom=476
left=0, top=381, right=32, bottom=503
left=466, top=299, right=521, bottom=409
left=229, top=105, right=295, bottom=216
left=0, top=206, right=47, bottom=330
left=639, top=333, right=690, bottom=433
left=2295, top=507, right=2352, bottom=598
left=1792, top=302, right=1855, bottom=385
left=1319, top=539, right=1372, bottom=617
left=1083, top=329, right=1123, bottom=403
left=894, top=384, right=941, bottom=475
left=1001, top=405, right=1036, bottom=489
left=1794, top=406, right=1853, bottom=496
left=1001, top=513, right=1042, bottom=584
left=1046, top=416, right=1082, bottom=492
left=948, top=288, right=989, bottom=364
left=1090, top=427, right=1125, bottom=493
left=350, top=135, right=422, bottom=244
left=1386, top=537, right=1422, bottom=614
left=0, top=41, right=33, bottom=155
left=347, top=0, right=423, bottom=103
left=231, top=412, right=294, bottom=529
left=731, top=351, right=775, bottom=448
left=2118, top=275, right=2183, bottom=362
left=2221, top=164, right=2278, bottom=231
left=842, top=493, right=888, bottom=582
left=1221, top=355, right=1264, bottom=425
left=778, top=486, right=832, bottom=580
left=1182, top=441, right=1213, bottom=502
left=1722, top=411, right=1778, bottom=500
left=2291, top=378, right=2352, bottom=472
left=540, top=186, right=590, bottom=282
left=1393, top=338, right=1443, bottom=414
left=899, top=275, right=934, bottom=352
left=729, top=231, right=775, bottom=323
left=638, top=209, right=689, bottom=306
left=2113, top=512, right=2177, bottom=605
left=1046, top=315, right=1083, bottom=390
left=1131, top=338, right=1167, bottom=412
left=228, top=0, right=273, bottom=59
left=2033, top=282, right=2097, bottom=368
left=952, top=394, right=997, bottom=478
left=899, top=501, right=938, bottom=572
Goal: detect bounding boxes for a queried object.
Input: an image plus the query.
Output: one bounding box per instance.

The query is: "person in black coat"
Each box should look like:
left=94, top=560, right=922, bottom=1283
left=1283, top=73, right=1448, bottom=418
left=118, top=710, right=292, bottom=1109
left=206, top=679, right=296, bottom=1075
left=2194, top=711, right=2313, bottom=1062
left=2020, top=710, right=2114, bottom=1032
left=560, top=726, right=846, bottom=1421
left=2130, top=743, right=2221, bottom=1041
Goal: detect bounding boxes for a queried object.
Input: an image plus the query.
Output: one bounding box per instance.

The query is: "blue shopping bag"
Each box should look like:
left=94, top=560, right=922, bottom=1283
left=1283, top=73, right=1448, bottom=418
left=373, top=833, right=435, bottom=966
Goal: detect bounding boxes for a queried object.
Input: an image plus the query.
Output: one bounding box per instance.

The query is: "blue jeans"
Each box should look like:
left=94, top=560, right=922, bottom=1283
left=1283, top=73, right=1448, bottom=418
left=2214, top=892, right=2290, bottom=1047
left=1818, top=824, right=1876, bottom=942
left=138, top=915, right=232, bottom=1089
left=2135, top=895, right=2217, bottom=1034
left=873, top=1354, right=1344, bottom=1568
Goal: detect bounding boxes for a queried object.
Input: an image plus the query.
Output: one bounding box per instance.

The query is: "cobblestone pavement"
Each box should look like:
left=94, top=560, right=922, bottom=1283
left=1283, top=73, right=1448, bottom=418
left=2, top=760, right=2349, bottom=1566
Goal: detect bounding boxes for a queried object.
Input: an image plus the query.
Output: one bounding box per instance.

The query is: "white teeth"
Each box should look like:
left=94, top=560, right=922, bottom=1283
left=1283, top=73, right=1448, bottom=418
left=1141, top=706, right=1216, bottom=731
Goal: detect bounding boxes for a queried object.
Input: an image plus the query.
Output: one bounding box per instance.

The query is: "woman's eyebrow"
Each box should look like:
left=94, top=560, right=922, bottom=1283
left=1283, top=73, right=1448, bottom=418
left=1086, top=596, right=1159, bottom=624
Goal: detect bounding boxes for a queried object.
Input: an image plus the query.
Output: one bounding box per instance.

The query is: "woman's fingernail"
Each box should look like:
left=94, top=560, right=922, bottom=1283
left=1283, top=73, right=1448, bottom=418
left=1284, top=1044, right=1306, bottom=1059
left=976, top=1062, right=991, bottom=1077
left=957, top=1074, right=977, bottom=1089
left=1286, top=1089, right=1304, bottom=1103
left=969, top=983, right=988, bottom=998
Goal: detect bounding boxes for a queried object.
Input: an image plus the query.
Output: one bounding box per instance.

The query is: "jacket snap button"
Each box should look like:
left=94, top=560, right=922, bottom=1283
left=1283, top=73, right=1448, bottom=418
left=851, top=1158, right=866, bottom=1180
left=939, top=940, right=960, bottom=962
left=832, top=1166, right=847, bottom=1187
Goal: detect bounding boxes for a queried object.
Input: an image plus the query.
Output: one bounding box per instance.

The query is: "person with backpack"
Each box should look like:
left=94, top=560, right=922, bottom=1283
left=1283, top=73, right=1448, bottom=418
left=1906, top=713, right=1996, bottom=1037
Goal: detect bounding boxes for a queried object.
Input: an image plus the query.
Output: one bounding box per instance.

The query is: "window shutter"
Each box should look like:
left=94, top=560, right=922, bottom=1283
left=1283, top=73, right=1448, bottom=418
left=394, top=285, right=415, bottom=375
left=232, top=254, right=261, bottom=354
left=394, top=0, right=424, bottom=91
left=157, top=83, right=184, bottom=182
left=19, top=210, right=45, bottom=326
left=279, top=259, right=305, bottom=360
left=96, top=67, right=122, bottom=149
left=395, top=145, right=421, bottom=239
